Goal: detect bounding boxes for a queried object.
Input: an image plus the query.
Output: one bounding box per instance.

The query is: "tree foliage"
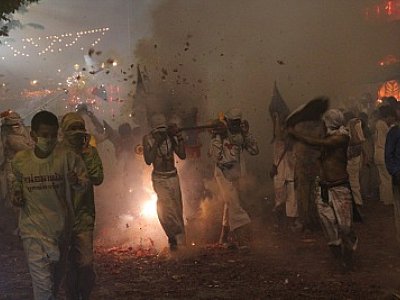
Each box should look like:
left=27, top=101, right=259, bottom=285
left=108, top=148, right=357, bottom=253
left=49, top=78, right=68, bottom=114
left=1, top=0, right=39, bottom=36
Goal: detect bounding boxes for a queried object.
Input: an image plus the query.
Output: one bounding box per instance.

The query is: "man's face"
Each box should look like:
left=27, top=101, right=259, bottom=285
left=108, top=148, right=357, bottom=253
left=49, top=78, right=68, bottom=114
left=30, top=124, right=58, bottom=142
left=227, top=118, right=242, bottom=134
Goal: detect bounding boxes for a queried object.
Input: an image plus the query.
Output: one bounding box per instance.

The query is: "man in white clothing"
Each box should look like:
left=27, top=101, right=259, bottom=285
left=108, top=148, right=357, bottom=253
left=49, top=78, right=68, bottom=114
left=209, top=108, right=259, bottom=248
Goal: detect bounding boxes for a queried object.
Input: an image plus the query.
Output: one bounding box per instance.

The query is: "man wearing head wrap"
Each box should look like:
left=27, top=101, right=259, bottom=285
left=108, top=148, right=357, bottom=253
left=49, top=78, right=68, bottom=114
left=143, top=113, right=186, bottom=251
left=209, top=108, right=259, bottom=249
left=288, top=109, right=357, bottom=269
left=0, top=112, right=33, bottom=228
left=61, top=112, right=104, bottom=300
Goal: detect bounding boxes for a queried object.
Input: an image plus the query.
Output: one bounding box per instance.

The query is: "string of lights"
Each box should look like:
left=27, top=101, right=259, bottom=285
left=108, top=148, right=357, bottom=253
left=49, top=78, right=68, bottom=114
left=1, top=27, right=110, bottom=59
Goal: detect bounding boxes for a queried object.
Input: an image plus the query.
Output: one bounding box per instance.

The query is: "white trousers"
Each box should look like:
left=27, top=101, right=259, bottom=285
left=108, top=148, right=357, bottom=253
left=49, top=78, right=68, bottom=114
left=214, top=167, right=251, bottom=231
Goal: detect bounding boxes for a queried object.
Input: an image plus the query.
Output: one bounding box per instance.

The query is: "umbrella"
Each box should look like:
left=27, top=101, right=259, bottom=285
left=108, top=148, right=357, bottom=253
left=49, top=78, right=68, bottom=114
left=286, top=96, right=329, bottom=127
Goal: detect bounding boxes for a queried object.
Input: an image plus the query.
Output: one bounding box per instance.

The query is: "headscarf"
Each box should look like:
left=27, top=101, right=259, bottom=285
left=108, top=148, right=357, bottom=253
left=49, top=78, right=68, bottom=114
left=225, top=107, right=242, bottom=120
left=322, top=109, right=349, bottom=136
left=61, top=112, right=87, bottom=150
left=61, top=112, right=85, bottom=132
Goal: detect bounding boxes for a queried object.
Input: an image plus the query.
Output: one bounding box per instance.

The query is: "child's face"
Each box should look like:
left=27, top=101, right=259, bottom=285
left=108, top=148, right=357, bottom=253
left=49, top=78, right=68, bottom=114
left=67, top=121, right=85, bottom=131
left=30, top=124, right=58, bottom=142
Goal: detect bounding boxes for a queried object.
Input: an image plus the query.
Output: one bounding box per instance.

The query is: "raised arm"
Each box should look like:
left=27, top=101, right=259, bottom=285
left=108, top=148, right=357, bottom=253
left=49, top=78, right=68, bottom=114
left=173, top=134, right=186, bottom=160
left=288, top=127, right=347, bottom=147
left=143, top=134, right=160, bottom=165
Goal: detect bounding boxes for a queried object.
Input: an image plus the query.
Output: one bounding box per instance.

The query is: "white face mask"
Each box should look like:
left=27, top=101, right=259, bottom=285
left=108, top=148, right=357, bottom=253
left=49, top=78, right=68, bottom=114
left=36, top=137, right=57, bottom=154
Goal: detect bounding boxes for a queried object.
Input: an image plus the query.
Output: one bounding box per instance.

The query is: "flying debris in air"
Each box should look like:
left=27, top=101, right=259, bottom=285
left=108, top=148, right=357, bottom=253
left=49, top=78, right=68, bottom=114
left=92, top=85, right=108, bottom=101
left=88, top=48, right=95, bottom=57
left=106, top=58, right=115, bottom=65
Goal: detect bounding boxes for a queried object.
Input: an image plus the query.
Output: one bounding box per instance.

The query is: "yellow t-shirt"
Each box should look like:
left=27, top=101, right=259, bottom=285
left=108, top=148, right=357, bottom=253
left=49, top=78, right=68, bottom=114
left=11, top=145, right=88, bottom=240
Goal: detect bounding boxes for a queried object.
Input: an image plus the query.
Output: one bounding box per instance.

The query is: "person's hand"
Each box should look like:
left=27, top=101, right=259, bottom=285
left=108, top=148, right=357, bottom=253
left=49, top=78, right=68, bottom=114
left=67, top=171, right=79, bottom=185
left=240, top=119, right=250, bottom=135
left=12, top=190, right=25, bottom=207
left=176, top=131, right=184, bottom=143
left=167, top=123, right=180, bottom=137
left=211, top=120, right=227, bottom=137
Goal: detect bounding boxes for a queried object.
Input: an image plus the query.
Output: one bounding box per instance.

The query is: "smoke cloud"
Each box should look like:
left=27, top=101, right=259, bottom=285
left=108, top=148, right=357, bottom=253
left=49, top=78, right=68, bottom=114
left=133, top=0, right=393, bottom=184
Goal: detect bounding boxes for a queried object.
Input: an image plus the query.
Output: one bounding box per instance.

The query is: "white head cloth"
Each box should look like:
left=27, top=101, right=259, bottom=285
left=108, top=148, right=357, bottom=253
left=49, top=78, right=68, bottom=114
left=225, top=108, right=242, bottom=120
left=322, top=109, right=349, bottom=136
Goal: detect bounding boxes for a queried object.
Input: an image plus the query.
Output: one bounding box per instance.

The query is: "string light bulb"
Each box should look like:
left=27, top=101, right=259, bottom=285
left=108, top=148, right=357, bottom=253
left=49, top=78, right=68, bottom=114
left=3, top=27, right=110, bottom=59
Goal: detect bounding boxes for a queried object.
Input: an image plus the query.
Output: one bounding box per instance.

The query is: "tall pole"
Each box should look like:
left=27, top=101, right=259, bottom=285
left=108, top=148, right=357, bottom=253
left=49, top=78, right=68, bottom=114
left=128, top=0, right=134, bottom=61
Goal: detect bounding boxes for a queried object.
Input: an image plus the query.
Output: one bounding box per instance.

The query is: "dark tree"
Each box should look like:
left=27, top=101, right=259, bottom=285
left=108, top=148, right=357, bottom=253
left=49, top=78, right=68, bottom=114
left=1, top=0, right=39, bottom=36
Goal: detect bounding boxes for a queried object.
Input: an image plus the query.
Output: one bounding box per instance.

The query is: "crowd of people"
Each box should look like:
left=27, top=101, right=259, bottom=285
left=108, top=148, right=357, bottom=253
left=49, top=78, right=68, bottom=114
left=0, top=105, right=260, bottom=299
left=271, top=95, right=400, bottom=269
left=3, top=95, right=400, bottom=299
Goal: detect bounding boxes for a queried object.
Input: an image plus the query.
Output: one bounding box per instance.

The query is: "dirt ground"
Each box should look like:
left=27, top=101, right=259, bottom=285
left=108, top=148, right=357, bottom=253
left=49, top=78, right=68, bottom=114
left=1, top=199, right=400, bottom=300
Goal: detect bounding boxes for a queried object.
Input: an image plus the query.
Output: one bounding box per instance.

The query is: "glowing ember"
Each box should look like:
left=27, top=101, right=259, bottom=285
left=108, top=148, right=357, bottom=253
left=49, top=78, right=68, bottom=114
left=140, top=192, right=158, bottom=219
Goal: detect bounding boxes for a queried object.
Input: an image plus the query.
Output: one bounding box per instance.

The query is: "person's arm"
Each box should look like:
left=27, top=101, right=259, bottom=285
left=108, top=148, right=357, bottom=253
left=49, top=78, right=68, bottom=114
left=173, top=132, right=186, bottom=160
left=7, top=135, right=33, bottom=152
left=143, top=134, right=162, bottom=165
left=288, top=127, right=347, bottom=147
left=241, top=120, right=259, bottom=155
left=81, top=146, right=104, bottom=186
left=385, top=126, right=400, bottom=177
left=67, top=151, right=90, bottom=191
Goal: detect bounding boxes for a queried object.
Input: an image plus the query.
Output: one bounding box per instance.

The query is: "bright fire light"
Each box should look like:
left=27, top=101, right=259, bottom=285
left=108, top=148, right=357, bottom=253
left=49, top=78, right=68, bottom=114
left=140, top=192, right=158, bottom=219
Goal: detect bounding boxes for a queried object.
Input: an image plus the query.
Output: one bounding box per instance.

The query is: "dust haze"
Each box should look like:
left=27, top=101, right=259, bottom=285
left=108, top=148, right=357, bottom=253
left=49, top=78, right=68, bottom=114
left=133, top=0, right=391, bottom=183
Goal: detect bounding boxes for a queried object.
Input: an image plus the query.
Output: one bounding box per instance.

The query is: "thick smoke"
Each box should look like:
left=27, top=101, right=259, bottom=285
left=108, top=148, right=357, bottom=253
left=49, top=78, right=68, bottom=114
left=97, top=0, right=395, bottom=248
left=134, top=0, right=392, bottom=185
